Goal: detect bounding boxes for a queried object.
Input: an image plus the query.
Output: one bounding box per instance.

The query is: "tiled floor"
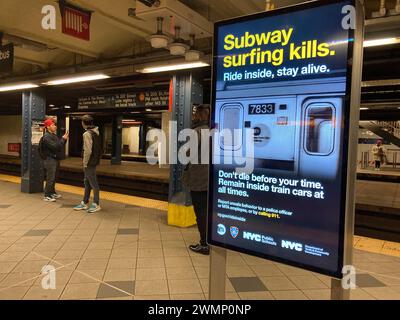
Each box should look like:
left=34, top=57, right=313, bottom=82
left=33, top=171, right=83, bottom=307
left=0, top=179, right=400, bottom=300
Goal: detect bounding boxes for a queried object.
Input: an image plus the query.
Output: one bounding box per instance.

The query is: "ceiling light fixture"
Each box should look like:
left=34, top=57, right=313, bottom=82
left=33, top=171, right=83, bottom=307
left=64, top=106, right=71, bottom=109
left=148, top=17, right=171, bottom=49
left=0, top=83, right=39, bottom=92
left=360, top=107, right=369, bottom=110
left=139, top=61, right=210, bottom=73
left=185, top=34, right=203, bottom=62
left=43, top=74, right=110, bottom=86
left=363, top=37, right=400, bottom=47
left=169, top=26, right=189, bottom=56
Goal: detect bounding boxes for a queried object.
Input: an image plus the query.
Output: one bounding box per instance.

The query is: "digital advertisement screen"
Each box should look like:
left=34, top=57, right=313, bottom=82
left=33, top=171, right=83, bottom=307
left=208, top=0, right=356, bottom=278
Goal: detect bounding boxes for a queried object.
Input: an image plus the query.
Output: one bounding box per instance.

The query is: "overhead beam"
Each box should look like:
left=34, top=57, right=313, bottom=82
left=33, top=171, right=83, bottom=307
left=226, top=0, right=261, bottom=14
left=0, top=26, right=99, bottom=58
left=365, top=15, right=400, bottom=33
left=14, top=56, right=49, bottom=69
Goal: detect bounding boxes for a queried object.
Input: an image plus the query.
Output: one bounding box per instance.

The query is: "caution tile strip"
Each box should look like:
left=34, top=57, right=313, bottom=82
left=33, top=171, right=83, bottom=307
left=0, top=173, right=168, bottom=211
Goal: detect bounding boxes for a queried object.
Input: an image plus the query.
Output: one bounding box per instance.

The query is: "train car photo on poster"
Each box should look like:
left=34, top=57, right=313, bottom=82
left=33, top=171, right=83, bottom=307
left=208, top=0, right=362, bottom=278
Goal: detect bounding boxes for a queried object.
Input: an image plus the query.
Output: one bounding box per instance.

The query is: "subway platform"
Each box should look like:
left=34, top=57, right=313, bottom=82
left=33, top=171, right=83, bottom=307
left=0, top=156, right=170, bottom=200
left=0, top=175, right=400, bottom=300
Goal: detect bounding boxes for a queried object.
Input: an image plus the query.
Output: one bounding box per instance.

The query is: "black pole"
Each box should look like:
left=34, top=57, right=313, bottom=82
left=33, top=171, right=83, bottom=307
left=111, top=115, right=122, bottom=165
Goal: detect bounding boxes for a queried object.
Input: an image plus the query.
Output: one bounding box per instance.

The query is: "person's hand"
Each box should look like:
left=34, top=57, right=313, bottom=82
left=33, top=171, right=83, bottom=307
left=63, top=131, right=69, bottom=141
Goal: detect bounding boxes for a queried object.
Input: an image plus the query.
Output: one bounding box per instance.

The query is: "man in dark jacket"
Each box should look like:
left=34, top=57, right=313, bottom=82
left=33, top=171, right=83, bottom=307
left=42, top=118, right=69, bottom=202
left=184, top=105, right=211, bottom=255
left=73, top=115, right=102, bottom=214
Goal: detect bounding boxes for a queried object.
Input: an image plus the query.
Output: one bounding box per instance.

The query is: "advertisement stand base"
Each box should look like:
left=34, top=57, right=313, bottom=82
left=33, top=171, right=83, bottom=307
left=331, top=278, right=350, bottom=300
left=208, top=246, right=227, bottom=300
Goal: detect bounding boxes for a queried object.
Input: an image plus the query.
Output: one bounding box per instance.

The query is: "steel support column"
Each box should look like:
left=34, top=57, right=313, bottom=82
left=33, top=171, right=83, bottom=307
left=21, top=90, right=46, bottom=194
left=139, top=124, right=146, bottom=156
left=111, top=115, right=123, bottom=165
left=168, top=73, right=203, bottom=204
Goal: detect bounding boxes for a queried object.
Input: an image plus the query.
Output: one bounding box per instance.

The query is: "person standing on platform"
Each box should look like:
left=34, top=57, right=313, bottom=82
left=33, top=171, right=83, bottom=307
left=40, top=118, right=69, bottom=202
left=73, top=115, right=102, bottom=213
left=372, top=139, right=386, bottom=171
left=184, top=105, right=211, bottom=255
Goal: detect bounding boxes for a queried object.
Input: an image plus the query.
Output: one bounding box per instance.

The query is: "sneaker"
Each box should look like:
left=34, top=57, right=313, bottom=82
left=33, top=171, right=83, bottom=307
left=87, top=203, right=101, bottom=214
left=51, top=193, right=62, bottom=199
left=43, top=196, right=56, bottom=202
left=189, top=243, right=210, bottom=255
left=73, top=201, right=89, bottom=211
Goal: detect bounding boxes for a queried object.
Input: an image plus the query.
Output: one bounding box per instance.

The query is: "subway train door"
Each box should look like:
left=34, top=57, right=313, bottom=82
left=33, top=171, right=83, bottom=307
left=299, top=97, right=343, bottom=180
left=217, top=103, right=244, bottom=163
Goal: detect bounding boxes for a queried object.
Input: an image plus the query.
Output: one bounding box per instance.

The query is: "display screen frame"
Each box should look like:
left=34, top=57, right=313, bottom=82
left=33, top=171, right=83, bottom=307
left=207, top=0, right=360, bottom=279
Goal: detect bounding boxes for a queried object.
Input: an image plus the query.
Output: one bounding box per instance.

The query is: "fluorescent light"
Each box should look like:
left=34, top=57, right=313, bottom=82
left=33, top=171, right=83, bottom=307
left=364, top=37, right=400, bottom=47
left=360, top=107, right=369, bottom=110
left=43, top=74, right=110, bottom=86
left=0, top=83, right=39, bottom=92
left=139, top=61, right=210, bottom=73
left=145, top=109, right=152, bottom=112
left=64, top=106, right=71, bottom=109
left=49, top=104, right=55, bottom=107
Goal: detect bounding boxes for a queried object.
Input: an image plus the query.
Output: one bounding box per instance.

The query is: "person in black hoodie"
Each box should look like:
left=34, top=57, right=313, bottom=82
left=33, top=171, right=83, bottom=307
left=41, top=118, right=69, bottom=202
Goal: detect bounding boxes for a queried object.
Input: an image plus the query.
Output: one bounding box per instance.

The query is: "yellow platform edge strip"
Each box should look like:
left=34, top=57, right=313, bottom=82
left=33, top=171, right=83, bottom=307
left=0, top=173, right=168, bottom=211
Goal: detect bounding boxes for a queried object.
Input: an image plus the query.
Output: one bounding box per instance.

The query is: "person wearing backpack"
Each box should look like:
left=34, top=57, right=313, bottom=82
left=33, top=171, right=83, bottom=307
left=73, top=115, right=102, bottom=213
left=40, top=118, right=69, bottom=202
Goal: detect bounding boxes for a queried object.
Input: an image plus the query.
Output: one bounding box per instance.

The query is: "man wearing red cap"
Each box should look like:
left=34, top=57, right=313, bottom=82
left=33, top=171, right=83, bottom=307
left=41, top=118, right=69, bottom=202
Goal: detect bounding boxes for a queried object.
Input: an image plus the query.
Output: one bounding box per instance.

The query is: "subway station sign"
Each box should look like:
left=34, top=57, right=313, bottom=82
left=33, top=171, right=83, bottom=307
left=60, top=2, right=92, bottom=41
left=78, top=90, right=169, bottom=110
left=208, top=0, right=363, bottom=278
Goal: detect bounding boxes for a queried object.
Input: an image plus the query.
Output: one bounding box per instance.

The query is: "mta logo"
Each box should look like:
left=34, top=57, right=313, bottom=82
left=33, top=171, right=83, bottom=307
left=281, top=240, right=303, bottom=252
left=217, top=224, right=226, bottom=236
left=230, top=226, right=239, bottom=238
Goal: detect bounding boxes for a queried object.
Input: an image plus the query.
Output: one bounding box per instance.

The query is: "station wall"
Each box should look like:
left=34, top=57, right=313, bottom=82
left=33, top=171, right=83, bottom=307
left=0, top=115, right=22, bottom=156
left=122, top=127, right=140, bottom=154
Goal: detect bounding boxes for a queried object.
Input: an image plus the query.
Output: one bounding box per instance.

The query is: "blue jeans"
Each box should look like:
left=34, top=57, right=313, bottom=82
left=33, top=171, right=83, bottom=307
left=83, top=166, right=100, bottom=205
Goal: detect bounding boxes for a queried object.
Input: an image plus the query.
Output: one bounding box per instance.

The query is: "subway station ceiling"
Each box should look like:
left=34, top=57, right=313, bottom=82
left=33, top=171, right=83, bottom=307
left=0, top=0, right=399, bottom=114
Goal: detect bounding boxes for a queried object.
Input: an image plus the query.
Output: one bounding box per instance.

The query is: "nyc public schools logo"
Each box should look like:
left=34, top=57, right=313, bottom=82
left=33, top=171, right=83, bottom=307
left=281, top=240, right=303, bottom=252
left=243, top=231, right=277, bottom=246
left=230, top=226, right=239, bottom=238
left=217, top=224, right=226, bottom=236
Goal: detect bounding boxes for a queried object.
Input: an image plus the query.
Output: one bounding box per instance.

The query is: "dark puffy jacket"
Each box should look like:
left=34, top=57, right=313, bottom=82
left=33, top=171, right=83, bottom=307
left=42, top=131, right=66, bottom=160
